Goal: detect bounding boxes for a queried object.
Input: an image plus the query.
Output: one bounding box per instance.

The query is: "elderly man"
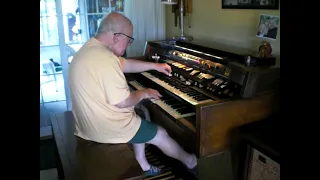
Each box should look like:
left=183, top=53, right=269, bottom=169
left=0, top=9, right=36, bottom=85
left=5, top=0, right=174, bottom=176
left=69, top=12, right=198, bottom=178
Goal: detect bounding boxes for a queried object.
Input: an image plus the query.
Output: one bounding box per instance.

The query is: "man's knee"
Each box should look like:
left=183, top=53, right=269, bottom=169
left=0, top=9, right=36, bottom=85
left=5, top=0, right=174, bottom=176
left=148, top=126, right=168, bottom=144
left=157, top=126, right=168, bottom=137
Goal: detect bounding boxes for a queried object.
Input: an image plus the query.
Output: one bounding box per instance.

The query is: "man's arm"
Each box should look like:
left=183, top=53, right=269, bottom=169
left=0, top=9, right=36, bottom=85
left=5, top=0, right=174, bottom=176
left=115, top=90, right=145, bottom=108
left=122, top=59, right=172, bottom=75
left=115, top=88, right=161, bottom=109
left=122, top=59, right=156, bottom=73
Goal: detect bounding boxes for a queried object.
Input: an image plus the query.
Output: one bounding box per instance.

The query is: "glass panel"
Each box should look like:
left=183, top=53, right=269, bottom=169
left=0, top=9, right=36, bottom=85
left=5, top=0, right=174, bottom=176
left=40, top=0, right=57, bottom=16
left=111, top=0, right=124, bottom=12
left=40, top=68, right=66, bottom=103
left=61, top=0, right=81, bottom=44
left=87, top=0, right=108, bottom=13
left=40, top=0, right=59, bottom=46
left=85, top=0, right=124, bottom=14
left=40, top=45, right=66, bottom=103
left=63, top=13, right=86, bottom=44
left=40, top=16, right=59, bottom=46
left=40, top=0, right=66, bottom=104
left=87, top=14, right=106, bottom=38
left=102, top=0, right=110, bottom=13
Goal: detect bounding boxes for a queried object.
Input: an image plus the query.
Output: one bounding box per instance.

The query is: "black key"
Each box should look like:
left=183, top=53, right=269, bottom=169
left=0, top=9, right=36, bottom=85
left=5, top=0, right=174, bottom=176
left=161, top=98, right=173, bottom=101
left=177, top=108, right=192, bottom=114
left=188, top=92, right=200, bottom=96
left=171, top=104, right=185, bottom=109
left=169, top=104, right=183, bottom=108
left=197, top=95, right=210, bottom=100
left=161, top=94, right=171, bottom=99
left=180, top=88, right=193, bottom=92
left=192, top=94, right=203, bottom=97
left=186, top=91, right=197, bottom=95
left=195, top=97, right=209, bottom=101
left=164, top=99, right=176, bottom=104
left=163, top=99, right=175, bottom=103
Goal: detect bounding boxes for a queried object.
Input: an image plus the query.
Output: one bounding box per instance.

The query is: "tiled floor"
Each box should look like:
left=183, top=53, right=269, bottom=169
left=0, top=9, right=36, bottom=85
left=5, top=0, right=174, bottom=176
left=40, top=101, right=67, bottom=127
left=40, top=168, right=58, bottom=180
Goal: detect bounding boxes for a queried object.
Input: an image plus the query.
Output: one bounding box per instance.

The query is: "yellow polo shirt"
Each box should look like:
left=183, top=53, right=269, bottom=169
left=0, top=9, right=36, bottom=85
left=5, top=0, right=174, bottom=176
left=68, top=38, right=141, bottom=143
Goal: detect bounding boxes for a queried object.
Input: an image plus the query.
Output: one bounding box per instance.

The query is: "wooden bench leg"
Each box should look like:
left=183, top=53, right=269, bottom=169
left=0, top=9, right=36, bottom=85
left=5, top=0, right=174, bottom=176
left=53, top=135, right=65, bottom=179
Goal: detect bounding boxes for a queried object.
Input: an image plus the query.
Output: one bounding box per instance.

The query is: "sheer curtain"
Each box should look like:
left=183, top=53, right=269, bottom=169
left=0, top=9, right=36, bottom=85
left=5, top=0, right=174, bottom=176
left=124, top=0, right=166, bottom=57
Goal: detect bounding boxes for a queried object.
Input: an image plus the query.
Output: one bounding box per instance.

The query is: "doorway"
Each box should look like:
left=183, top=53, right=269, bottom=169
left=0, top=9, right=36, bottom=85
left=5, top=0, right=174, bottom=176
left=40, top=0, right=125, bottom=127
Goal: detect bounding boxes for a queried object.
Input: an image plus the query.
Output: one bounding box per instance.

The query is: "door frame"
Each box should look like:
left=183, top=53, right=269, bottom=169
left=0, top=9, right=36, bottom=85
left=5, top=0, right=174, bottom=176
left=56, top=0, right=72, bottom=110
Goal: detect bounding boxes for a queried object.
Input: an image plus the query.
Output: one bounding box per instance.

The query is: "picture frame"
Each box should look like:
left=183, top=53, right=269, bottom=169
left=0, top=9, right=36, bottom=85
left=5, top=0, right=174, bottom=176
left=256, top=14, right=279, bottom=40
left=222, top=0, right=279, bottom=10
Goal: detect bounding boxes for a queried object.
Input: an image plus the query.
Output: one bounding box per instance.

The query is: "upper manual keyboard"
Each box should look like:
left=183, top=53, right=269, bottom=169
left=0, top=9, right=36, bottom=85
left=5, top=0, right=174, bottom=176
left=141, top=72, right=214, bottom=105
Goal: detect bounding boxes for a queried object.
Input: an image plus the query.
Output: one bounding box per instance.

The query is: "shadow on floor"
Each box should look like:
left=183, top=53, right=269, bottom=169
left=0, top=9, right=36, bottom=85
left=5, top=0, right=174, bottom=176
left=40, top=168, right=58, bottom=180
left=40, top=139, right=56, bottom=171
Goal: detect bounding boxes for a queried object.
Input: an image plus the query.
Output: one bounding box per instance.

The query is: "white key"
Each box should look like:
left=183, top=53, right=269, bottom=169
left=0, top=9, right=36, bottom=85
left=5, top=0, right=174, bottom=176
left=128, top=81, right=145, bottom=90
left=154, top=99, right=196, bottom=119
left=128, top=81, right=196, bottom=119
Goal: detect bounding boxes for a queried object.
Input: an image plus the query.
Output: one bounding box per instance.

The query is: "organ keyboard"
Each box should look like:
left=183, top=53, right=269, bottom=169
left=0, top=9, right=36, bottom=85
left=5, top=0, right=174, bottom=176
left=140, top=72, right=213, bottom=105
left=126, top=39, right=280, bottom=179
left=129, top=80, right=196, bottom=119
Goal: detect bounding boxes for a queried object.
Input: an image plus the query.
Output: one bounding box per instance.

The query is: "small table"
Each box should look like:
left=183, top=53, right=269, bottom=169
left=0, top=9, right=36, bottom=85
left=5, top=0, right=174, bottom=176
left=234, top=113, right=280, bottom=180
left=50, top=111, right=143, bottom=180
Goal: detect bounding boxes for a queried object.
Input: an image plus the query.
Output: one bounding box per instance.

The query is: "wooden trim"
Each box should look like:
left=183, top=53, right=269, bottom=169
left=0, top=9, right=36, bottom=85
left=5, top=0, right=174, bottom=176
left=197, top=93, right=276, bottom=157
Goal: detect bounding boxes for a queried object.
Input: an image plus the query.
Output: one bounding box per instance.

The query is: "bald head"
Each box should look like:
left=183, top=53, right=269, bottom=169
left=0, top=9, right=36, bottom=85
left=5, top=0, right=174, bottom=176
left=94, top=12, right=133, bottom=57
left=96, top=12, right=132, bottom=36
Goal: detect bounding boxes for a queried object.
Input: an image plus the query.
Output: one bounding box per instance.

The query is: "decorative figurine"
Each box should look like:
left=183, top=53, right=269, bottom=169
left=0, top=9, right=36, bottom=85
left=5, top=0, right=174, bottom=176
left=258, top=41, right=272, bottom=58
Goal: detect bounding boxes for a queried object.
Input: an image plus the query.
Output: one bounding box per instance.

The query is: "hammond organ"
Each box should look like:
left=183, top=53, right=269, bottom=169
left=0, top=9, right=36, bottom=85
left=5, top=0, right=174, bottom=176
left=126, top=40, right=280, bottom=179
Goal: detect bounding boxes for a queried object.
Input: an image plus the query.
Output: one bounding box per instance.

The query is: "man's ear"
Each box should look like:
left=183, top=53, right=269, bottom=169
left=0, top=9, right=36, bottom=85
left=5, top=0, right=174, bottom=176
left=113, top=34, right=120, bottom=43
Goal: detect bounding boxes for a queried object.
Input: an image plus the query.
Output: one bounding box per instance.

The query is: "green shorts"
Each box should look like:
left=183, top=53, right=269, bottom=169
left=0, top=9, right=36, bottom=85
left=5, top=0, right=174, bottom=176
left=128, top=119, right=158, bottom=144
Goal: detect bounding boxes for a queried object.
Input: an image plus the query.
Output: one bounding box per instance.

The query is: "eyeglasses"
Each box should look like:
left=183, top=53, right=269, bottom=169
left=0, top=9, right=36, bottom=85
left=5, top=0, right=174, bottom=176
left=114, top=33, right=134, bottom=44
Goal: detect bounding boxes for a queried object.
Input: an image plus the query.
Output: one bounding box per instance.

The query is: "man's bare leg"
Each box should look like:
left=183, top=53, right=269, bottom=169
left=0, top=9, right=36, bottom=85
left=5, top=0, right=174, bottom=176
left=132, top=143, right=151, bottom=171
left=147, top=126, right=197, bottom=169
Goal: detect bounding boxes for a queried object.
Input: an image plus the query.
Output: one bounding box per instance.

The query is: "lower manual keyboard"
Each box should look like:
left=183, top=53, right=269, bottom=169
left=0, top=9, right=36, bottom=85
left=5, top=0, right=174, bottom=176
left=129, top=80, right=196, bottom=119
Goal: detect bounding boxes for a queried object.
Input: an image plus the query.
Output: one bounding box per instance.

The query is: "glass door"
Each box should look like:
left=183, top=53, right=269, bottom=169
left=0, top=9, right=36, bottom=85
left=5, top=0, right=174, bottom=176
left=40, top=0, right=68, bottom=127
left=40, top=0, right=125, bottom=122
left=59, top=0, right=125, bottom=110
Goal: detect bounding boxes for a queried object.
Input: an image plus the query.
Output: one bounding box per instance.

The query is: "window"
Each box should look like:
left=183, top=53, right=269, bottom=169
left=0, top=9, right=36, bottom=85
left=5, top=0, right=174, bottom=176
left=83, top=0, right=125, bottom=38
left=40, top=0, right=125, bottom=47
left=40, top=0, right=59, bottom=46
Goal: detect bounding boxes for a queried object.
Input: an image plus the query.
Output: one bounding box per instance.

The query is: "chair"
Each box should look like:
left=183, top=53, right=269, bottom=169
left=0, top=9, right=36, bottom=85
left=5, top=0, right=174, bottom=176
left=66, top=44, right=76, bottom=64
left=40, top=60, right=58, bottom=92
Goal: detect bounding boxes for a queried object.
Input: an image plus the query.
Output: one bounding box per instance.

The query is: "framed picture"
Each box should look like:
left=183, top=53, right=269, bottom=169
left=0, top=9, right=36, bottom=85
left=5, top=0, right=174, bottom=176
left=256, top=14, right=279, bottom=40
left=222, top=0, right=279, bottom=10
